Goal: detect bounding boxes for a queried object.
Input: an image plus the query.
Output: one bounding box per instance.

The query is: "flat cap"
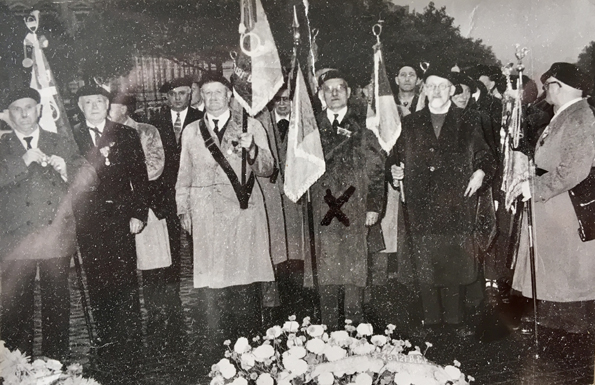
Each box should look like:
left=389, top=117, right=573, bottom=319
left=318, top=69, right=349, bottom=86
left=199, top=72, right=232, bottom=90
left=159, top=77, right=193, bottom=93
left=541, top=62, right=592, bottom=92
left=76, top=85, right=111, bottom=100
left=5, top=88, right=40, bottom=107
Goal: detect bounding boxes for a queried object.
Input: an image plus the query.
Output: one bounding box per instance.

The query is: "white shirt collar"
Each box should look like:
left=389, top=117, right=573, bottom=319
left=326, top=107, right=348, bottom=125
left=429, top=101, right=452, bottom=115
left=553, top=97, right=583, bottom=120
left=171, top=107, right=189, bottom=126
left=275, top=111, right=290, bottom=123
left=86, top=119, right=106, bottom=146
left=14, top=126, right=40, bottom=150
left=206, top=109, right=231, bottom=130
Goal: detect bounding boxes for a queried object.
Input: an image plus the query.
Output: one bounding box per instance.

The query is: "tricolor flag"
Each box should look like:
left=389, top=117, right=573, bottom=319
left=284, top=66, right=325, bottom=203
left=366, top=43, right=401, bottom=153
left=231, top=0, right=284, bottom=116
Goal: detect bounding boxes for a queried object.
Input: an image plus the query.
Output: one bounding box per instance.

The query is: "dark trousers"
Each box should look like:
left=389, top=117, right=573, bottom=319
left=1, top=257, right=70, bottom=360
left=319, top=284, right=364, bottom=329
left=419, top=284, right=463, bottom=325
left=77, top=220, right=141, bottom=360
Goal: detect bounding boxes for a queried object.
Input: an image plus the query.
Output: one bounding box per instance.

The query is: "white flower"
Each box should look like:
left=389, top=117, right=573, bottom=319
left=287, top=346, right=307, bottom=359
left=210, top=375, right=225, bottom=385
left=356, top=323, right=373, bottom=336
left=307, top=324, right=325, bottom=337
left=256, top=373, right=274, bottom=385
left=318, top=372, right=335, bottom=385
left=266, top=326, right=282, bottom=339
left=234, top=337, right=251, bottom=354
left=283, top=357, right=308, bottom=376
left=352, top=340, right=375, bottom=355
left=453, top=359, right=461, bottom=367
left=253, top=344, right=275, bottom=361
left=45, top=358, right=62, bottom=371
left=231, top=377, right=248, bottom=385
left=330, top=330, right=350, bottom=346
left=306, top=338, right=326, bottom=354
left=323, top=345, right=347, bottom=361
left=354, top=372, right=373, bottom=385
left=445, top=365, right=462, bottom=379
left=240, top=353, right=255, bottom=369
left=217, top=358, right=237, bottom=379
left=283, top=321, right=300, bottom=332
left=370, top=335, right=387, bottom=346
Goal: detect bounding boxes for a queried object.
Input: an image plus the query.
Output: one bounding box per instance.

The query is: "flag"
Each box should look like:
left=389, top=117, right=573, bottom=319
left=366, top=44, right=401, bottom=153
left=231, top=0, right=284, bottom=116
left=284, top=66, right=325, bottom=203
left=23, top=11, right=73, bottom=139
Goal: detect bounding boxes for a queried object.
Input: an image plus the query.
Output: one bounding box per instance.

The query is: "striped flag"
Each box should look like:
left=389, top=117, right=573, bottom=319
left=231, top=0, right=284, bottom=116
left=366, top=43, right=401, bottom=153
left=283, top=65, right=325, bottom=203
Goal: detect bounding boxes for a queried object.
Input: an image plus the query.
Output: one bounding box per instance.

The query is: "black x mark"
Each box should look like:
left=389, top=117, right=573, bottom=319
left=321, top=186, right=356, bottom=226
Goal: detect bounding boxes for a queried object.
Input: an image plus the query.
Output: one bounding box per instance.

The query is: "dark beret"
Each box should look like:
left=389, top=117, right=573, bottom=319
left=394, top=64, right=422, bottom=78
left=5, top=88, right=40, bottom=107
left=76, top=85, right=111, bottom=100
left=159, top=77, right=193, bottom=93
left=449, top=72, right=477, bottom=94
left=111, top=93, right=136, bottom=107
left=199, top=72, right=232, bottom=90
left=422, top=65, right=455, bottom=82
left=540, top=62, right=592, bottom=92
left=318, top=69, right=349, bottom=86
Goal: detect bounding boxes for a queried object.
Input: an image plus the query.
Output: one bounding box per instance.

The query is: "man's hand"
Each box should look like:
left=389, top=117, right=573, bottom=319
left=179, top=213, right=192, bottom=234
left=129, top=218, right=145, bottom=234
left=239, top=132, right=256, bottom=158
left=391, top=162, right=405, bottom=181
left=464, top=169, right=485, bottom=197
left=506, top=179, right=531, bottom=208
left=22, top=148, right=47, bottom=167
left=365, top=211, right=379, bottom=227
left=48, top=155, right=67, bottom=181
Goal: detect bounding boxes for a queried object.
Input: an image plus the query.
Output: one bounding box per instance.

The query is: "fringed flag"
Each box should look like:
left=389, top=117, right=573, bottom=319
left=366, top=43, right=401, bottom=153
left=22, top=11, right=73, bottom=139
left=284, top=65, right=325, bottom=203
left=231, top=0, right=284, bottom=116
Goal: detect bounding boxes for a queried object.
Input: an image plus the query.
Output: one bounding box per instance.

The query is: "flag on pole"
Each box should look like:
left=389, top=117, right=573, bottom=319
left=231, top=0, right=284, bottom=116
left=366, top=43, right=401, bottom=153
left=284, top=65, right=325, bottom=203
left=22, top=11, right=73, bottom=139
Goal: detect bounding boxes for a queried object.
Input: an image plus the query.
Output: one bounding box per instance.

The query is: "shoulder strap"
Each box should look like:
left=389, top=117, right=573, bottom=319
left=198, top=119, right=255, bottom=209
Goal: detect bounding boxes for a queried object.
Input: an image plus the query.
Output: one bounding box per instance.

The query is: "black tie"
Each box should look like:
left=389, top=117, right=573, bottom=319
left=332, top=114, right=339, bottom=131
left=23, top=136, right=33, bottom=150
left=89, top=127, right=101, bottom=145
left=213, top=119, right=223, bottom=142
left=278, top=119, right=289, bottom=142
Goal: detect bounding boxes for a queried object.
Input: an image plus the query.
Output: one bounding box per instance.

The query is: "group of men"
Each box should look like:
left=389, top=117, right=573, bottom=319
left=2, top=57, right=595, bottom=372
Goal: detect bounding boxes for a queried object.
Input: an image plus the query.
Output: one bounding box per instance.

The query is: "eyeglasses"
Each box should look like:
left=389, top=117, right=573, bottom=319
left=542, top=81, right=562, bottom=92
left=425, top=83, right=451, bottom=91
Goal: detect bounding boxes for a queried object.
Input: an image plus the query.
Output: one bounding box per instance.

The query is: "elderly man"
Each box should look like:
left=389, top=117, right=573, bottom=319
left=0, top=88, right=89, bottom=361
left=176, top=73, right=275, bottom=351
left=310, top=70, right=385, bottom=329
left=393, top=64, right=423, bottom=116
left=390, top=66, right=495, bottom=336
left=71, top=85, right=149, bottom=365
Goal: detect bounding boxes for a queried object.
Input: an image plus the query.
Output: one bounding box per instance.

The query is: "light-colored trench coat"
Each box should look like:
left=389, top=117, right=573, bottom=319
left=513, top=99, right=595, bottom=302
left=176, top=114, right=275, bottom=289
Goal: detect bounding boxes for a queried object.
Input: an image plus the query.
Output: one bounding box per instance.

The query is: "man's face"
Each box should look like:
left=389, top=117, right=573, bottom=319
left=395, top=66, right=418, bottom=92
left=78, top=95, right=109, bottom=125
left=451, top=84, right=471, bottom=109
left=201, top=82, right=231, bottom=116
left=273, top=89, right=291, bottom=116
left=108, top=103, right=128, bottom=124
left=425, top=75, right=454, bottom=110
left=543, top=76, right=563, bottom=106
left=167, top=86, right=191, bottom=112
left=8, top=97, right=40, bottom=135
left=191, top=82, right=201, bottom=106
left=322, top=78, right=351, bottom=112
left=479, top=75, right=495, bottom=92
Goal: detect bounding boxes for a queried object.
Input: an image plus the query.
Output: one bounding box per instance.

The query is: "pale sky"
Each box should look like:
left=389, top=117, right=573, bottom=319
left=397, top=0, right=595, bottom=81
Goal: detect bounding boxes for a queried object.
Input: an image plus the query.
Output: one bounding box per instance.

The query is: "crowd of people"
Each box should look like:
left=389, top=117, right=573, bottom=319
left=1, top=56, right=595, bottom=382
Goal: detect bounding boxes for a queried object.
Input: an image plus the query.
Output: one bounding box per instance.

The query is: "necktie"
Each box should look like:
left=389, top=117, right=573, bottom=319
left=332, top=114, right=340, bottom=131
left=174, top=112, right=182, bottom=143
left=89, top=127, right=101, bottom=146
left=213, top=119, right=223, bottom=142
left=278, top=119, right=289, bottom=142
left=23, top=136, right=33, bottom=150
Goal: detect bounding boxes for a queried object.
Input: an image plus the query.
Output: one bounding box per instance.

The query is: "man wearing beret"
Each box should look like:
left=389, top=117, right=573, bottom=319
left=71, top=85, right=149, bottom=365
left=511, top=63, right=595, bottom=343
left=393, top=64, right=423, bottom=116
left=309, top=69, right=386, bottom=329
left=389, top=67, right=495, bottom=336
left=0, top=88, right=90, bottom=360
left=176, top=73, right=275, bottom=353
left=148, top=78, right=202, bottom=335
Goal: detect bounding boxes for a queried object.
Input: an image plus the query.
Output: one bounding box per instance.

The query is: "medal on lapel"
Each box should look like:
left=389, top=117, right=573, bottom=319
left=99, top=142, right=115, bottom=166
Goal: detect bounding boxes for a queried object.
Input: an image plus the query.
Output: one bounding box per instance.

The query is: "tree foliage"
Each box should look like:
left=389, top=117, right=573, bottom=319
left=577, top=41, right=595, bottom=80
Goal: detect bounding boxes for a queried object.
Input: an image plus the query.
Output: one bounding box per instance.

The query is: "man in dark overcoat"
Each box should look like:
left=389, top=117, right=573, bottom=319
left=148, top=78, right=202, bottom=344
left=0, top=88, right=91, bottom=360
left=309, top=70, right=386, bottom=329
left=71, top=85, right=149, bottom=364
left=390, top=67, right=495, bottom=332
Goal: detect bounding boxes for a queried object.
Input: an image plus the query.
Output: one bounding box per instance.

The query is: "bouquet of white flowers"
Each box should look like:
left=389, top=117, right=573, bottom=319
left=209, top=316, right=474, bottom=385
